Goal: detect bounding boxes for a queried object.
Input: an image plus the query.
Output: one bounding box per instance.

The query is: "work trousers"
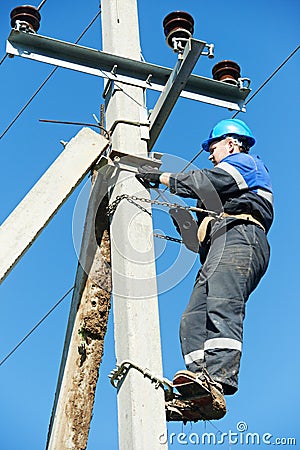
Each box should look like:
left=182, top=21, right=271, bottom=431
left=180, top=222, right=270, bottom=394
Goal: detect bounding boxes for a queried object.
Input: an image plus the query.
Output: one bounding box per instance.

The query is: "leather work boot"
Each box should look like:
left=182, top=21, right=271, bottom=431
left=171, top=368, right=227, bottom=421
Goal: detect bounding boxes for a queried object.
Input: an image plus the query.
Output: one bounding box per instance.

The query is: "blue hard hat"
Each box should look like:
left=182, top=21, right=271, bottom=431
left=202, top=119, right=256, bottom=152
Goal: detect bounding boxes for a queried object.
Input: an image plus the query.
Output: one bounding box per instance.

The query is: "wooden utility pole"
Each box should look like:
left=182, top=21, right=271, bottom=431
left=102, top=1, right=167, bottom=449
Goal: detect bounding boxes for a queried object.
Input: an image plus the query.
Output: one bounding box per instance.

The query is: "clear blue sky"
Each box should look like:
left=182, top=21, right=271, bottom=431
left=0, top=1, right=299, bottom=449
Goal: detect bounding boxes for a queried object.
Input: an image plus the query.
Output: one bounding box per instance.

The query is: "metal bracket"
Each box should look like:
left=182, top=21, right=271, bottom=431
left=102, top=79, right=114, bottom=99
left=109, top=119, right=150, bottom=136
left=238, top=77, right=251, bottom=90
left=139, top=107, right=150, bottom=140
left=13, top=20, right=35, bottom=33
left=107, top=149, right=163, bottom=173
left=102, top=65, right=123, bottom=98
left=201, top=43, right=214, bottom=59
left=172, top=37, right=189, bottom=54
left=145, top=74, right=152, bottom=84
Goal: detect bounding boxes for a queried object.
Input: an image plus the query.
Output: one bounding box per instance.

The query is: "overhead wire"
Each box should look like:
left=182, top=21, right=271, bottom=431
left=37, top=0, right=48, bottom=10
left=0, top=8, right=102, bottom=141
left=153, top=148, right=204, bottom=201
left=73, top=7, right=101, bottom=43
left=232, top=44, right=299, bottom=119
left=0, top=286, right=74, bottom=368
left=0, top=54, right=8, bottom=66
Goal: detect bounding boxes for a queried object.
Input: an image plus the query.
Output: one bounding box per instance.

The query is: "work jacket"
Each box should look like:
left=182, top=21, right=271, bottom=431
left=169, top=152, right=274, bottom=234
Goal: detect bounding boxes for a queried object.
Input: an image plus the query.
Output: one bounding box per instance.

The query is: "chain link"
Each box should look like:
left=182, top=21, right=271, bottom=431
left=153, top=233, right=182, bottom=243
left=106, top=194, right=220, bottom=244
left=107, top=194, right=219, bottom=218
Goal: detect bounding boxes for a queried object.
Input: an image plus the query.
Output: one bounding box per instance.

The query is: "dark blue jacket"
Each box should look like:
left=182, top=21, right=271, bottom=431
left=169, top=152, right=274, bottom=233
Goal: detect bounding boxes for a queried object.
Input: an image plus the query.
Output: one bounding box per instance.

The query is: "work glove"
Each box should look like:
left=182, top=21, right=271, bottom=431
left=169, top=207, right=199, bottom=253
left=136, top=164, right=163, bottom=189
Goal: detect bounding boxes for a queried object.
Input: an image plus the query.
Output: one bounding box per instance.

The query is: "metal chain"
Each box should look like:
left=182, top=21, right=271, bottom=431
left=107, top=194, right=220, bottom=218
left=106, top=194, right=150, bottom=217
left=153, top=233, right=182, bottom=243
left=106, top=194, right=220, bottom=244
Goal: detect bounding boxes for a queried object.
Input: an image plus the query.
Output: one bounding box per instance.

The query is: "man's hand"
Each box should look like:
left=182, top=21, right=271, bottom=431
left=136, top=165, right=163, bottom=188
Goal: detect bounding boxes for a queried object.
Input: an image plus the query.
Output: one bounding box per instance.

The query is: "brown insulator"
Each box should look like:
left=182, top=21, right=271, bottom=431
left=10, top=5, right=41, bottom=32
left=163, top=11, right=194, bottom=49
left=212, top=60, right=241, bottom=85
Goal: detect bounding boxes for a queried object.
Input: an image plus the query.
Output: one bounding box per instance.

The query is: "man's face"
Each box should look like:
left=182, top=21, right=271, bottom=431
left=208, top=138, right=230, bottom=166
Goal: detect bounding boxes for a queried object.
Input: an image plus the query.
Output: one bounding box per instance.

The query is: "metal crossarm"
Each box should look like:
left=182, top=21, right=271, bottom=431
left=6, top=30, right=250, bottom=113
left=148, top=38, right=205, bottom=149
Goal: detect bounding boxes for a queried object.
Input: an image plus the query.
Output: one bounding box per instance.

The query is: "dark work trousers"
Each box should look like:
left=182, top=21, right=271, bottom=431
left=180, top=221, right=270, bottom=395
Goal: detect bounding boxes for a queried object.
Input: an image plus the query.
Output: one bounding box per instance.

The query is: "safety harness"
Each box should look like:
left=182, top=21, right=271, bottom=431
left=197, top=212, right=265, bottom=243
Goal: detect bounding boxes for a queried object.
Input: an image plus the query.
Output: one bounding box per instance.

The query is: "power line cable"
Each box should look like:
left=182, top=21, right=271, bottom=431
left=180, top=148, right=204, bottom=172
left=73, top=8, right=101, bottom=43
left=0, top=54, right=8, bottom=66
left=37, top=0, right=48, bottom=10
left=0, top=8, right=101, bottom=141
left=0, top=286, right=74, bottom=368
left=232, top=44, right=299, bottom=119
left=0, top=68, right=59, bottom=141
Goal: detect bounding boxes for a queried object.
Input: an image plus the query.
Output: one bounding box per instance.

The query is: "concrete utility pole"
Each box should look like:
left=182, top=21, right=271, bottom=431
left=46, top=162, right=112, bottom=449
left=0, top=128, right=108, bottom=284
left=102, top=1, right=168, bottom=449
left=47, top=2, right=167, bottom=448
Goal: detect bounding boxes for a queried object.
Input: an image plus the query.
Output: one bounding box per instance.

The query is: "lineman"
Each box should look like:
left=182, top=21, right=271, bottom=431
left=136, top=119, right=273, bottom=420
